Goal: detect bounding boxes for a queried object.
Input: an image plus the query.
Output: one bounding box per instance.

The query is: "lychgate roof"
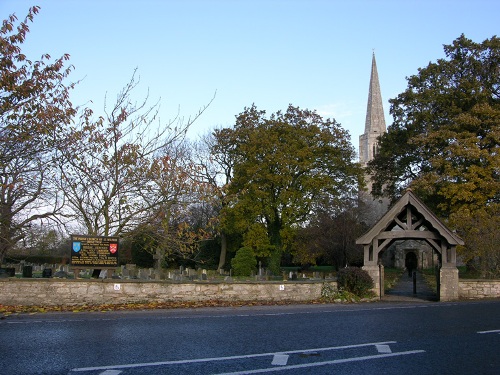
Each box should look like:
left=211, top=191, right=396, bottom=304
left=356, top=190, right=464, bottom=249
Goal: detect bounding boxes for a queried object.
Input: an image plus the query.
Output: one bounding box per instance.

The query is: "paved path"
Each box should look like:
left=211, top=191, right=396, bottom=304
left=382, top=271, right=438, bottom=302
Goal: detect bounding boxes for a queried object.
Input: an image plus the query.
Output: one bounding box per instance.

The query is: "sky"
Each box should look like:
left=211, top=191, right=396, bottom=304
left=2, top=0, right=499, bottom=156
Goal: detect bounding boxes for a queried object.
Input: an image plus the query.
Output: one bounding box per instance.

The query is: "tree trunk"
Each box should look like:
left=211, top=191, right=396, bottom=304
left=217, top=232, right=227, bottom=271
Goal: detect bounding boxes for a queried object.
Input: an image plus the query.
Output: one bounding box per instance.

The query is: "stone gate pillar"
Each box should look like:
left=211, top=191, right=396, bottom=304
left=439, top=266, right=459, bottom=301
left=439, top=245, right=459, bottom=301
left=363, top=264, right=381, bottom=298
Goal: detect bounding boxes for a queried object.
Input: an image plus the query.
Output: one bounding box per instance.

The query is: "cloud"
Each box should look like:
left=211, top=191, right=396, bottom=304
left=315, top=102, right=355, bottom=120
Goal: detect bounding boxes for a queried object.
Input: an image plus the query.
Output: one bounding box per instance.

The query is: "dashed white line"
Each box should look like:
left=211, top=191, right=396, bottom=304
left=271, top=354, right=289, bottom=366
left=376, top=344, right=392, bottom=354
left=477, top=329, right=500, bottom=334
left=214, top=350, right=426, bottom=375
left=70, top=341, right=396, bottom=372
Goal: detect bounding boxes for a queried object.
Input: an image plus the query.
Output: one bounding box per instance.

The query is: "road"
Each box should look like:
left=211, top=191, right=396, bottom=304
left=1, top=300, right=499, bottom=374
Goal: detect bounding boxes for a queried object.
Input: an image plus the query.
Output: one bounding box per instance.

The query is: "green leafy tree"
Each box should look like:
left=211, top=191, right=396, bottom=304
left=369, top=35, right=500, bottom=277
left=0, top=7, right=76, bottom=262
left=222, top=104, right=363, bottom=273
left=369, top=34, right=500, bottom=216
left=450, top=204, right=500, bottom=278
left=231, top=246, right=257, bottom=276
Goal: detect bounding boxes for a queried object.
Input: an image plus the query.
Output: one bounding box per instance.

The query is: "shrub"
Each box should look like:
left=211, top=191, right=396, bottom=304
left=320, top=282, right=364, bottom=303
left=231, top=247, right=257, bottom=276
left=336, top=267, right=374, bottom=297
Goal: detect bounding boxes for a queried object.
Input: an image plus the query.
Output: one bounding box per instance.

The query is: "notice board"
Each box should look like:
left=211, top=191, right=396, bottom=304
left=70, top=235, right=119, bottom=267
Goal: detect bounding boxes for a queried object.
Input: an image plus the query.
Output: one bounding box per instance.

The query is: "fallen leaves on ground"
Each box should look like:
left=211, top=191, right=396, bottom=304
left=0, top=300, right=326, bottom=318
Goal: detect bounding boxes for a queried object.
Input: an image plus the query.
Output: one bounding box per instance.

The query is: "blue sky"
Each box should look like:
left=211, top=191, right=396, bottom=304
left=2, top=0, right=499, bottom=154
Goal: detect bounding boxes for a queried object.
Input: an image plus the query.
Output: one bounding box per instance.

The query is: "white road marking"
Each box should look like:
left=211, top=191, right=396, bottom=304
left=70, top=341, right=396, bottom=372
left=271, top=354, right=289, bottom=366
left=478, top=329, right=500, bottom=334
left=99, top=371, right=122, bottom=375
left=376, top=344, right=392, bottom=353
left=215, top=350, right=426, bottom=375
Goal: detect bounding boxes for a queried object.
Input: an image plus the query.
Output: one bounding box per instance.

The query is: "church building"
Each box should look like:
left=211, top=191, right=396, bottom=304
left=358, top=53, right=390, bottom=226
left=358, top=54, right=436, bottom=271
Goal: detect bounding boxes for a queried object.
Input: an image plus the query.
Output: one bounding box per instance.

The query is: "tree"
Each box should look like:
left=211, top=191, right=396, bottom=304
left=369, top=35, right=500, bottom=216
left=191, top=129, right=235, bottom=271
left=450, top=204, right=500, bottom=278
left=291, top=202, right=366, bottom=269
left=57, top=71, right=210, bottom=238
left=231, top=246, right=257, bottom=276
left=0, top=7, right=76, bottom=262
left=369, top=35, right=500, bottom=277
left=221, top=104, right=363, bottom=272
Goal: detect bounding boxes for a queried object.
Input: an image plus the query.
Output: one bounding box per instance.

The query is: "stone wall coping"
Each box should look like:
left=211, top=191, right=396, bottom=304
left=0, top=278, right=331, bottom=285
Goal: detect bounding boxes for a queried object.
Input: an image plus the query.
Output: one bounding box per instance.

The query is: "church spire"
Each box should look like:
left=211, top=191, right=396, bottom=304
left=358, top=53, right=390, bottom=225
left=365, top=53, right=386, bottom=134
left=359, top=53, right=386, bottom=166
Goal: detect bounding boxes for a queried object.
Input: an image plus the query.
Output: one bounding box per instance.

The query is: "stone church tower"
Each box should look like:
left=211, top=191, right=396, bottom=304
left=359, top=54, right=436, bottom=270
left=359, top=53, right=389, bottom=226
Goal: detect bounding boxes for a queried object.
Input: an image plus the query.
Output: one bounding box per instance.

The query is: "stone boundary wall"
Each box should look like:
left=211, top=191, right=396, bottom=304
left=459, top=279, right=500, bottom=299
left=0, top=279, right=336, bottom=306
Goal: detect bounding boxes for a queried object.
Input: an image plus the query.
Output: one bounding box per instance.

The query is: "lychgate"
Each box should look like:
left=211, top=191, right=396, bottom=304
left=356, top=190, right=464, bottom=301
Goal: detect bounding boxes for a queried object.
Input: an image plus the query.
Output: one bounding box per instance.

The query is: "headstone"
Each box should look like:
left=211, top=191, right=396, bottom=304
left=187, top=268, right=197, bottom=280
left=4, top=268, right=15, bottom=277
left=54, top=270, right=68, bottom=278
left=138, top=269, right=149, bottom=280
left=42, top=268, right=52, bottom=278
left=22, top=265, right=33, bottom=278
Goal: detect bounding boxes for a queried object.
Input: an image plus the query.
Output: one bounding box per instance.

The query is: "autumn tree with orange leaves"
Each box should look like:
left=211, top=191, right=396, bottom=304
left=0, top=6, right=76, bottom=262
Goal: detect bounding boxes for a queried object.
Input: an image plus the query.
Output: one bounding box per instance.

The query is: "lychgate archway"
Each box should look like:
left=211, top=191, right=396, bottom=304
left=356, top=190, right=464, bottom=301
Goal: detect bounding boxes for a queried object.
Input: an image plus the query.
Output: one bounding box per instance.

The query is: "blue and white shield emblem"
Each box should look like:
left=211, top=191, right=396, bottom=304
left=73, top=241, right=81, bottom=253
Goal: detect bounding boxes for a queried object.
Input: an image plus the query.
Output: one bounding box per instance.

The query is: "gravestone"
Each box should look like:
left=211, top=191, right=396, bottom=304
left=0, top=268, right=15, bottom=278
left=42, top=268, right=52, bottom=278
left=22, top=265, right=33, bottom=278
left=54, top=270, right=68, bottom=278
left=138, top=269, right=151, bottom=280
left=125, top=264, right=137, bottom=278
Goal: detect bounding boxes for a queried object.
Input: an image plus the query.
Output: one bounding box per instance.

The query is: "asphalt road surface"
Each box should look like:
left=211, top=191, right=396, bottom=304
left=1, top=300, right=499, bottom=374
